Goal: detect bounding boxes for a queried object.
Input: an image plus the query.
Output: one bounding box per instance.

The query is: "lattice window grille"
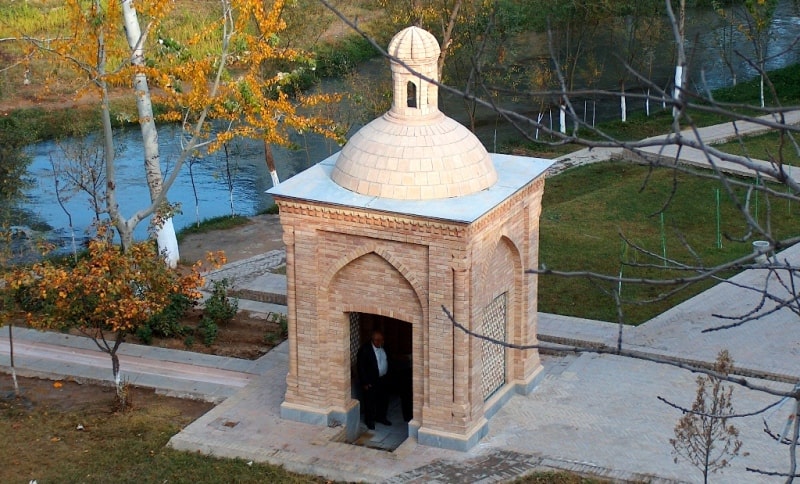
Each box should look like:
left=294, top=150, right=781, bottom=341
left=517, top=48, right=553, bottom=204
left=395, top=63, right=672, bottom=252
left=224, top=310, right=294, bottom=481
left=349, top=313, right=361, bottom=366
left=481, top=293, right=507, bottom=400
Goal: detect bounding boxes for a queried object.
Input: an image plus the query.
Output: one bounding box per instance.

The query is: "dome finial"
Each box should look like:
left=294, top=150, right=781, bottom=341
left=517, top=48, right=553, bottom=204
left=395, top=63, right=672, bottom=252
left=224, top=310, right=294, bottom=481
left=387, top=26, right=440, bottom=118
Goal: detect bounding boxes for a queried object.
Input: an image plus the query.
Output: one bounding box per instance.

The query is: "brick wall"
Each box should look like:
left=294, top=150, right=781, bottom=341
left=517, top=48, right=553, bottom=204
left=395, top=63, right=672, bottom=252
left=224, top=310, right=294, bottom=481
left=275, top=174, right=545, bottom=445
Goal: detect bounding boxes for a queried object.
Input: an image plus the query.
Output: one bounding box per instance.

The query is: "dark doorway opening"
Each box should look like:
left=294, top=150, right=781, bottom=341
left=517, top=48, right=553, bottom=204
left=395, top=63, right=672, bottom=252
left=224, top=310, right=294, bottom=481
left=349, top=313, right=412, bottom=451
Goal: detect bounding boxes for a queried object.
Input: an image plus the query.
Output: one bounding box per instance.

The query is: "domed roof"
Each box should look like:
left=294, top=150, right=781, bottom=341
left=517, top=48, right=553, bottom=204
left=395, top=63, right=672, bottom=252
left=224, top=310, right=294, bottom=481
left=387, top=26, right=440, bottom=64
left=330, top=27, right=497, bottom=201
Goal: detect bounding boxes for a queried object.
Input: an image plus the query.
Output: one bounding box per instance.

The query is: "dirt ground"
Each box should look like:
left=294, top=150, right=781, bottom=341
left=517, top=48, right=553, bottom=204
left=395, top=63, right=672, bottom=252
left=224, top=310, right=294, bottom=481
left=0, top=375, right=214, bottom=416
left=7, top=214, right=287, bottom=360
left=3, top=215, right=284, bottom=414
left=178, top=213, right=285, bottom=265
left=126, top=213, right=287, bottom=359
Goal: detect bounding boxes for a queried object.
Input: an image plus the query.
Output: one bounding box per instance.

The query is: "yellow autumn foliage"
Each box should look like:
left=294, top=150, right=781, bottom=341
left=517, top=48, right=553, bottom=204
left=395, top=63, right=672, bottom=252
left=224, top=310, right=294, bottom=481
left=23, top=0, right=343, bottom=154
left=3, top=225, right=211, bottom=337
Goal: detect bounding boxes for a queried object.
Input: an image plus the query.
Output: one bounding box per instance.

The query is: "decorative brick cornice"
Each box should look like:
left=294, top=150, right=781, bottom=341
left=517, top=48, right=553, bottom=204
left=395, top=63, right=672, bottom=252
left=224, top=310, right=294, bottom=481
left=275, top=200, right=467, bottom=238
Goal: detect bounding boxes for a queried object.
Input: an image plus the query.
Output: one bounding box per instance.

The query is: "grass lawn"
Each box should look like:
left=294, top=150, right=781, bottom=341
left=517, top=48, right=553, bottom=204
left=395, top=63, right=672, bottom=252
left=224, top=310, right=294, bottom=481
left=538, top=161, right=800, bottom=324
left=514, top=473, right=608, bottom=483
left=0, top=379, right=601, bottom=483
left=0, top=384, right=322, bottom=483
left=175, top=214, right=251, bottom=242
left=712, top=130, right=800, bottom=166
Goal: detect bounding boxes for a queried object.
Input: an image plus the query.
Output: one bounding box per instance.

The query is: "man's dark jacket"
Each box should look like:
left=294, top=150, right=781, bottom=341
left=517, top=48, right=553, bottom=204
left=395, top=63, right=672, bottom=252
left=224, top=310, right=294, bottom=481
left=357, top=343, right=383, bottom=386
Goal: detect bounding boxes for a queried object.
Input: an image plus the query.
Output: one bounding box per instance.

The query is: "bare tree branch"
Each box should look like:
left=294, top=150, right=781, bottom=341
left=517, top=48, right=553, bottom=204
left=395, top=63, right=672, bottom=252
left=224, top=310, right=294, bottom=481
left=658, top=394, right=785, bottom=418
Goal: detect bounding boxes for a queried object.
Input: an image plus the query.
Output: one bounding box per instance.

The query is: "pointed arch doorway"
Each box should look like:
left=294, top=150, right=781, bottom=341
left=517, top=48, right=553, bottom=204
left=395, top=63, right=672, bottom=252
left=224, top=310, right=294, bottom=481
left=349, top=312, right=414, bottom=451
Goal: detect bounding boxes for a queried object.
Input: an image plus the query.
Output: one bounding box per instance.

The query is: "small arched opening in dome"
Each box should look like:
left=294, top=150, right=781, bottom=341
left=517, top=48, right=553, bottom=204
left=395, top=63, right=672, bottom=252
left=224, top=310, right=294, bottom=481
left=407, top=81, right=417, bottom=108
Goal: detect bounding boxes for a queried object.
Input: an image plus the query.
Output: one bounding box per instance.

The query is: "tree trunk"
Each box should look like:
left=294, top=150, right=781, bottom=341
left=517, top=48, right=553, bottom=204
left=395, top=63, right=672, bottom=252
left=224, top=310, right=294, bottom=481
left=110, top=332, right=126, bottom=408
left=8, top=324, right=18, bottom=396
left=120, top=0, right=180, bottom=268
left=95, top=2, right=133, bottom=252
left=436, top=0, right=462, bottom=81
left=559, top=102, right=567, bottom=134
left=620, top=84, right=627, bottom=123
left=672, top=0, right=686, bottom=119
left=264, top=141, right=280, bottom=187
left=788, top=398, right=800, bottom=484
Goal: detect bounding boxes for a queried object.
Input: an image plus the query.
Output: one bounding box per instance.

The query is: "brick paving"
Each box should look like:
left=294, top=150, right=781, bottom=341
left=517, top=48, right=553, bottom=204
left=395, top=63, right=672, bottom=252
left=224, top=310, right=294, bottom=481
left=385, top=450, right=543, bottom=483
left=5, top=243, right=800, bottom=482
left=4, top=113, right=800, bottom=481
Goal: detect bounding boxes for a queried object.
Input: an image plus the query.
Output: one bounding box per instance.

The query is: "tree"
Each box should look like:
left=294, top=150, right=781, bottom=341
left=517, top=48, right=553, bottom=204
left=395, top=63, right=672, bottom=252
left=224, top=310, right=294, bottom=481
left=741, top=0, right=778, bottom=108
left=670, top=350, right=744, bottom=483
left=0, top=115, right=33, bottom=227
left=2, top=0, right=342, bottom=404
left=608, top=0, right=666, bottom=122
left=0, top=116, right=34, bottom=399
left=522, top=0, right=619, bottom=133
left=14, top=0, right=341, bottom=260
left=319, top=0, right=800, bottom=477
left=2, top=226, right=212, bottom=406
left=711, top=0, right=740, bottom=87
left=119, top=0, right=180, bottom=267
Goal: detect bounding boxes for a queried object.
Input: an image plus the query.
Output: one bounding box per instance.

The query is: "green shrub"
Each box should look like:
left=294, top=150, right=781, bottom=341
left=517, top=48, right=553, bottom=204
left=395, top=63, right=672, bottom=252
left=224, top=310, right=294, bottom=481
left=135, top=324, right=154, bottom=345
left=277, top=312, right=288, bottom=337
left=264, top=312, right=288, bottom=345
left=203, top=279, right=238, bottom=325
left=144, top=292, right=192, bottom=339
left=258, top=204, right=280, bottom=215
left=315, top=35, right=378, bottom=78
left=198, top=317, right=218, bottom=346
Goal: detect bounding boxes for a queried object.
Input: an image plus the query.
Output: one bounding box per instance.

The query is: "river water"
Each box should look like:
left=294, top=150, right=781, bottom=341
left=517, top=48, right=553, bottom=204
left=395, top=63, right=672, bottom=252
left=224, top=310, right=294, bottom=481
left=19, top=1, right=800, bottom=247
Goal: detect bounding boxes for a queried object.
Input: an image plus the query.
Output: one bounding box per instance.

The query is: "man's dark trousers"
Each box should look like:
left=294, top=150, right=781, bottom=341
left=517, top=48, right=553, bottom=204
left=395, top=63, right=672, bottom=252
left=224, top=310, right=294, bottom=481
left=357, top=343, right=389, bottom=428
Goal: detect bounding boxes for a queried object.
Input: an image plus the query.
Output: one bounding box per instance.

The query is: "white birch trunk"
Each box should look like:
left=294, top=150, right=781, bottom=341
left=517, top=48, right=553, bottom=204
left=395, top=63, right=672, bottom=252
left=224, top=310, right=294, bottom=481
left=121, top=0, right=179, bottom=267
left=157, top=218, right=180, bottom=262
left=673, top=0, right=686, bottom=120
left=673, top=65, right=684, bottom=118
left=620, top=93, right=627, bottom=123
left=559, top=104, right=566, bottom=134
left=269, top=170, right=280, bottom=187
left=535, top=112, right=544, bottom=140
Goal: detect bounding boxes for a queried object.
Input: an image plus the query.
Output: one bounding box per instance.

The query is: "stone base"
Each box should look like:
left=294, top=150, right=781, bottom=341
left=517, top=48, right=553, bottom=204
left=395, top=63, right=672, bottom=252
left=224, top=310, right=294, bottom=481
left=483, top=366, right=545, bottom=421
left=280, top=400, right=361, bottom=442
left=417, top=418, right=488, bottom=451
left=515, top=365, right=545, bottom=396
left=407, top=419, right=421, bottom=440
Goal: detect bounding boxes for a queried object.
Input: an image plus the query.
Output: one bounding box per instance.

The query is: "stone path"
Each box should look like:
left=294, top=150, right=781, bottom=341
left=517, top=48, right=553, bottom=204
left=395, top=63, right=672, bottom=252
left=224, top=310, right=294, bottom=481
left=3, top=113, right=800, bottom=482
left=6, top=240, right=795, bottom=482
left=0, top=326, right=269, bottom=403
left=550, top=110, right=800, bottom=180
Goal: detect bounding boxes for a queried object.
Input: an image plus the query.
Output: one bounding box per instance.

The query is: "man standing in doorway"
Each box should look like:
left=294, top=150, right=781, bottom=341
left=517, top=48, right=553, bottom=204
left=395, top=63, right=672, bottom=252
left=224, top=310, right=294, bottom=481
left=357, top=330, right=391, bottom=430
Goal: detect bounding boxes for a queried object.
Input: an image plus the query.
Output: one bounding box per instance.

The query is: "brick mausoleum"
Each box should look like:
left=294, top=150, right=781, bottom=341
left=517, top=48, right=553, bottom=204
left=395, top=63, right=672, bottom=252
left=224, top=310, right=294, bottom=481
left=268, top=26, right=552, bottom=451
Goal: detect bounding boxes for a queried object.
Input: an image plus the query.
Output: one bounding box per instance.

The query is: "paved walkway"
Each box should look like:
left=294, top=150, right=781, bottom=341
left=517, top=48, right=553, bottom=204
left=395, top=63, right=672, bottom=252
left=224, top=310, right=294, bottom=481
left=550, top=110, right=800, bottom=180
left=167, top=243, right=800, bottom=483
left=0, top=326, right=270, bottom=403
left=4, top=241, right=795, bottom=482
left=3, top=115, right=800, bottom=481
